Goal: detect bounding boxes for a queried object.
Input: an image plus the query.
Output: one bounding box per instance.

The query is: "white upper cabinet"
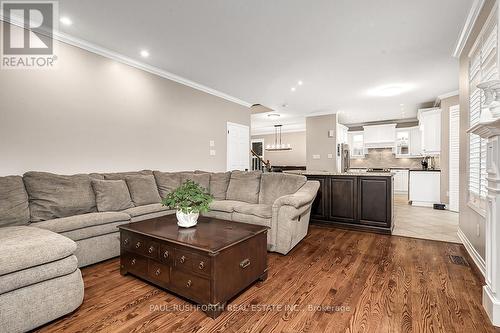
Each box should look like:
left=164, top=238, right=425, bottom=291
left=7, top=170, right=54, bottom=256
left=363, top=124, right=397, bottom=148
left=348, top=131, right=365, bottom=157
left=418, top=108, right=441, bottom=155
left=409, top=126, right=422, bottom=157
left=395, top=129, right=410, bottom=157
left=337, top=124, right=348, bottom=144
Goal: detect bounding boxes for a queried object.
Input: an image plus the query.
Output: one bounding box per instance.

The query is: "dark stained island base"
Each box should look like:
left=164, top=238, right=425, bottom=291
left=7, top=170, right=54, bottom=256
left=286, top=171, right=394, bottom=234
left=118, top=215, right=268, bottom=318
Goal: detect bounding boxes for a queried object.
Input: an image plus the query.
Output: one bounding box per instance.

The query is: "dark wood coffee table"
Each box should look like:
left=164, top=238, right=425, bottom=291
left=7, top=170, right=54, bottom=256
left=118, top=214, right=268, bottom=318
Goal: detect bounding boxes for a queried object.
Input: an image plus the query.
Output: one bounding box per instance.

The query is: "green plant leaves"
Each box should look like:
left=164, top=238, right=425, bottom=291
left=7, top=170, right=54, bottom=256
left=161, top=179, right=213, bottom=214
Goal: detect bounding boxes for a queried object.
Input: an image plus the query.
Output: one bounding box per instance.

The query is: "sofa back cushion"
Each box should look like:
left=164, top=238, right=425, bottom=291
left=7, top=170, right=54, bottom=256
left=0, top=176, right=30, bottom=227
left=91, top=179, right=134, bottom=212
left=180, top=172, right=210, bottom=192
left=102, top=170, right=153, bottom=180
left=125, top=175, right=161, bottom=206
left=226, top=171, right=262, bottom=204
left=259, top=173, right=307, bottom=205
left=194, top=170, right=231, bottom=199
left=153, top=171, right=181, bottom=199
left=23, top=172, right=97, bottom=222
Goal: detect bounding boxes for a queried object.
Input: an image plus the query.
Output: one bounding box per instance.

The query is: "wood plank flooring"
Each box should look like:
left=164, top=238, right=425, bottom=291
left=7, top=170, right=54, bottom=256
left=36, top=226, right=498, bottom=333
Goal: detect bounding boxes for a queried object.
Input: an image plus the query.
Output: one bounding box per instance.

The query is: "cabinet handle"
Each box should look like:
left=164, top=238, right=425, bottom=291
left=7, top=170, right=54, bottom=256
left=186, top=280, right=192, bottom=288
left=163, top=250, right=169, bottom=259
left=148, top=246, right=155, bottom=254
left=240, top=258, right=251, bottom=269
left=124, top=238, right=129, bottom=245
left=131, top=258, right=136, bottom=266
left=135, top=241, right=141, bottom=249
left=155, top=268, right=161, bottom=276
left=199, top=261, right=205, bottom=270
left=179, top=256, right=186, bottom=264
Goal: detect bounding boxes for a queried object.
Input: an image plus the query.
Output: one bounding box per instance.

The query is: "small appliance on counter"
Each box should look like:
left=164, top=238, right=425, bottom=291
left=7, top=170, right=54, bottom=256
left=421, top=157, right=428, bottom=170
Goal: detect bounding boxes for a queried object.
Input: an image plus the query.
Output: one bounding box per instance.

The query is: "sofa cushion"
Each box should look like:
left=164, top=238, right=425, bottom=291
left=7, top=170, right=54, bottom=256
left=154, top=171, right=181, bottom=198
left=0, top=176, right=30, bottom=227
left=61, top=221, right=130, bottom=241
left=233, top=203, right=272, bottom=219
left=0, top=226, right=77, bottom=276
left=0, top=255, right=78, bottom=294
left=23, top=172, right=97, bottom=222
left=259, top=173, right=307, bottom=205
left=208, top=200, right=245, bottom=213
left=226, top=171, right=262, bottom=204
left=123, top=203, right=171, bottom=218
left=102, top=170, right=153, bottom=180
left=232, top=212, right=271, bottom=228
left=209, top=172, right=231, bottom=200
left=92, top=179, right=134, bottom=212
left=125, top=175, right=161, bottom=206
left=31, top=211, right=131, bottom=234
left=180, top=172, right=210, bottom=191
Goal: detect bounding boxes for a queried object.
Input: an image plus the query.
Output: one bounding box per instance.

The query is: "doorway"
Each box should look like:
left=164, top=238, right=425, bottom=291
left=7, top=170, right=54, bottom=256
left=227, top=122, right=250, bottom=171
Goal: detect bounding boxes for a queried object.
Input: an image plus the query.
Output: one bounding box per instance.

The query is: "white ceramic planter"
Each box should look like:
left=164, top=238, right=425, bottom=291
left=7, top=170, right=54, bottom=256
left=176, top=210, right=199, bottom=228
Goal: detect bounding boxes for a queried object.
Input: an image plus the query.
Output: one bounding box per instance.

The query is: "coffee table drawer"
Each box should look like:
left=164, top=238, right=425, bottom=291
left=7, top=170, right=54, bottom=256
left=174, top=250, right=211, bottom=277
left=159, top=244, right=174, bottom=265
left=121, top=251, right=148, bottom=274
left=171, top=270, right=210, bottom=302
left=148, top=260, right=170, bottom=284
left=130, top=235, right=159, bottom=259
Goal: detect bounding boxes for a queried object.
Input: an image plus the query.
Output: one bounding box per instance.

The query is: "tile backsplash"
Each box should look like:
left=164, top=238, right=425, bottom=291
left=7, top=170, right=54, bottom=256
left=350, top=148, right=439, bottom=169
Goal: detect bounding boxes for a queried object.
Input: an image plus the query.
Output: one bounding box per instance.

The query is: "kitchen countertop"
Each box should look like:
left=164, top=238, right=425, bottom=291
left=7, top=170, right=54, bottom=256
left=284, top=170, right=393, bottom=177
left=409, top=169, right=441, bottom=172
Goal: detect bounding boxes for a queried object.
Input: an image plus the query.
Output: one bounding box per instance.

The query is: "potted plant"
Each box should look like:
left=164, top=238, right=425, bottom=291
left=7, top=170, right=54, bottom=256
left=161, top=180, right=213, bottom=228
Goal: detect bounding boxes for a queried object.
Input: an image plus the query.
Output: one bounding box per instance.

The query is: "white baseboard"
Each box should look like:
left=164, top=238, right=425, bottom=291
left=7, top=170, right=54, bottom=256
left=411, top=201, right=434, bottom=208
left=483, top=286, right=500, bottom=326
left=457, top=227, right=486, bottom=277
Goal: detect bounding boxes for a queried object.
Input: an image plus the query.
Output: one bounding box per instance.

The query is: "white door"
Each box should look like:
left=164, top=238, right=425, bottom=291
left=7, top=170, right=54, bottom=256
left=227, top=122, right=250, bottom=171
left=449, top=105, right=460, bottom=212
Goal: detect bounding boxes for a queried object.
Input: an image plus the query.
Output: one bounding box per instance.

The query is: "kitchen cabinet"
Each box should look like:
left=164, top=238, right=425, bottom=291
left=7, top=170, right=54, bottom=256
left=395, top=129, right=410, bottom=157
left=409, top=127, right=422, bottom=157
left=348, top=131, right=365, bottom=157
left=409, top=170, right=441, bottom=207
left=391, top=169, right=409, bottom=193
left=418, top=108, right=441, bottom=154
left=307, top=174, right=393, bottom=234
left=337, top=124, right=348, bottom=144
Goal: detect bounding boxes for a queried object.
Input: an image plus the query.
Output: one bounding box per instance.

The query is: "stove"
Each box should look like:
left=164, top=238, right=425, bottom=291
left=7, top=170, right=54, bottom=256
left=366, top=168, right=391, bottom=173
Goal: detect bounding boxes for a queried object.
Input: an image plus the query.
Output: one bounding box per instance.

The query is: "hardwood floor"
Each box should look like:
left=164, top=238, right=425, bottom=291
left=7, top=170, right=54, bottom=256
left=36, top=226, right=498, bottom=333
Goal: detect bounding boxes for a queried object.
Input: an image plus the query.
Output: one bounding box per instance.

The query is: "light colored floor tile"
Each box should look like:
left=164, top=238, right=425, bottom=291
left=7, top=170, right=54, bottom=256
left=393, top=194, right=460, bottom=243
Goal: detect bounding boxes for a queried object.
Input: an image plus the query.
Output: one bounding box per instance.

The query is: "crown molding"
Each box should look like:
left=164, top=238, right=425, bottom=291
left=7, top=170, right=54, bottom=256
left=453, top=0, right=486, bottom=58
left=0, top=16, right=252, bottom=108
left=437, top=90, right=459, bottom=100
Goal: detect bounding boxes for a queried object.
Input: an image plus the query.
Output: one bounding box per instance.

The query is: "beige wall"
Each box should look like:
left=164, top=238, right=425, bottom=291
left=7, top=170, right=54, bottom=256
left=0, top=24, right=250, bottom=176
left=306, top=114, right=337, bottom=171
left=458, top=0, right=496, bottom=260
left=440, top=95, right=459, bottom=204
left=251, top=131, right=306, bottom=166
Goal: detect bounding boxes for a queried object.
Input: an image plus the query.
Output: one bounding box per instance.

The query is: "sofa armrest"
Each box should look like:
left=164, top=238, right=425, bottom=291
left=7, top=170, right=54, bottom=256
left=272, top=180, right=320, bottom=209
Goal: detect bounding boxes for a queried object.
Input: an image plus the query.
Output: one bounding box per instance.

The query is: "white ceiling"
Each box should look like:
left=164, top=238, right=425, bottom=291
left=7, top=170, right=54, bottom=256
left=57, top=0, right=472, bottom=134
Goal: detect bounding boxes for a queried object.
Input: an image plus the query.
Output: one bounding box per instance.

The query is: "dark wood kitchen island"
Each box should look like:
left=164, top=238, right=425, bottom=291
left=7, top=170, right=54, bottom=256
left=286, top=171, right=394, bottom=234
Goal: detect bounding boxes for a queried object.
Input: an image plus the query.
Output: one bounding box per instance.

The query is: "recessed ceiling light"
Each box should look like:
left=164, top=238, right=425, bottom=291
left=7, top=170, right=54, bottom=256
left=291, top=87, right=296, bottom=92
left=400, top=103, right=405, bottom=106
left=298, top=80, right=303, bottom=86
left=367, top=84, right=413, bottom=97
left=140, top=50, right=150, bottom=58
left=60, top=17, right=72, bottom=26
left=267, top=113, right=280, bottom=118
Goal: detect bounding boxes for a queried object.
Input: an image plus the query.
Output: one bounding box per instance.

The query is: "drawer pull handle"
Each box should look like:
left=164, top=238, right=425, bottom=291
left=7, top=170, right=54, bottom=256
left=186, top=280, right=192, bottom=288
left=163, top=250, right=169, bottom=259
left=131, top=258, right=136, bottom=266
left=155, top=268, right=161, bottom=276
left=148, top=246, right=155, bottom=254
left=240, top=258, right=251, bottom=269
left=199, top=261, right=205, bottom=270
left=135, top=241, right=141, bottom=249
left=124, top=238, right=129, bottom=245
left=179, top=256, right=186, bottom=264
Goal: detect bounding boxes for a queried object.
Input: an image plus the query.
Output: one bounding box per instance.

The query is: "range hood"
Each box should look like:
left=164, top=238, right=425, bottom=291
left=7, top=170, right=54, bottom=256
left=362, top=124, right=396, bottom=148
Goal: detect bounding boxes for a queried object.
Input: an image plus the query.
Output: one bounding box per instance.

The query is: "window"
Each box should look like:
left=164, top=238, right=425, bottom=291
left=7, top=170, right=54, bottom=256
left=468, top=10, right=497, bottom=213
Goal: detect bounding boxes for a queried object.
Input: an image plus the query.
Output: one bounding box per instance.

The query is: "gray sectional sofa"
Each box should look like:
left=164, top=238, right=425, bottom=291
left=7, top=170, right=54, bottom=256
left=0, top=169, right=319, bottom=332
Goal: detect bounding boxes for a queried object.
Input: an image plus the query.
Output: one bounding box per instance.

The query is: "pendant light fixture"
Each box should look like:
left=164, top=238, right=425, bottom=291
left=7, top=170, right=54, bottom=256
left=265, top=125, right=292, bottom=151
